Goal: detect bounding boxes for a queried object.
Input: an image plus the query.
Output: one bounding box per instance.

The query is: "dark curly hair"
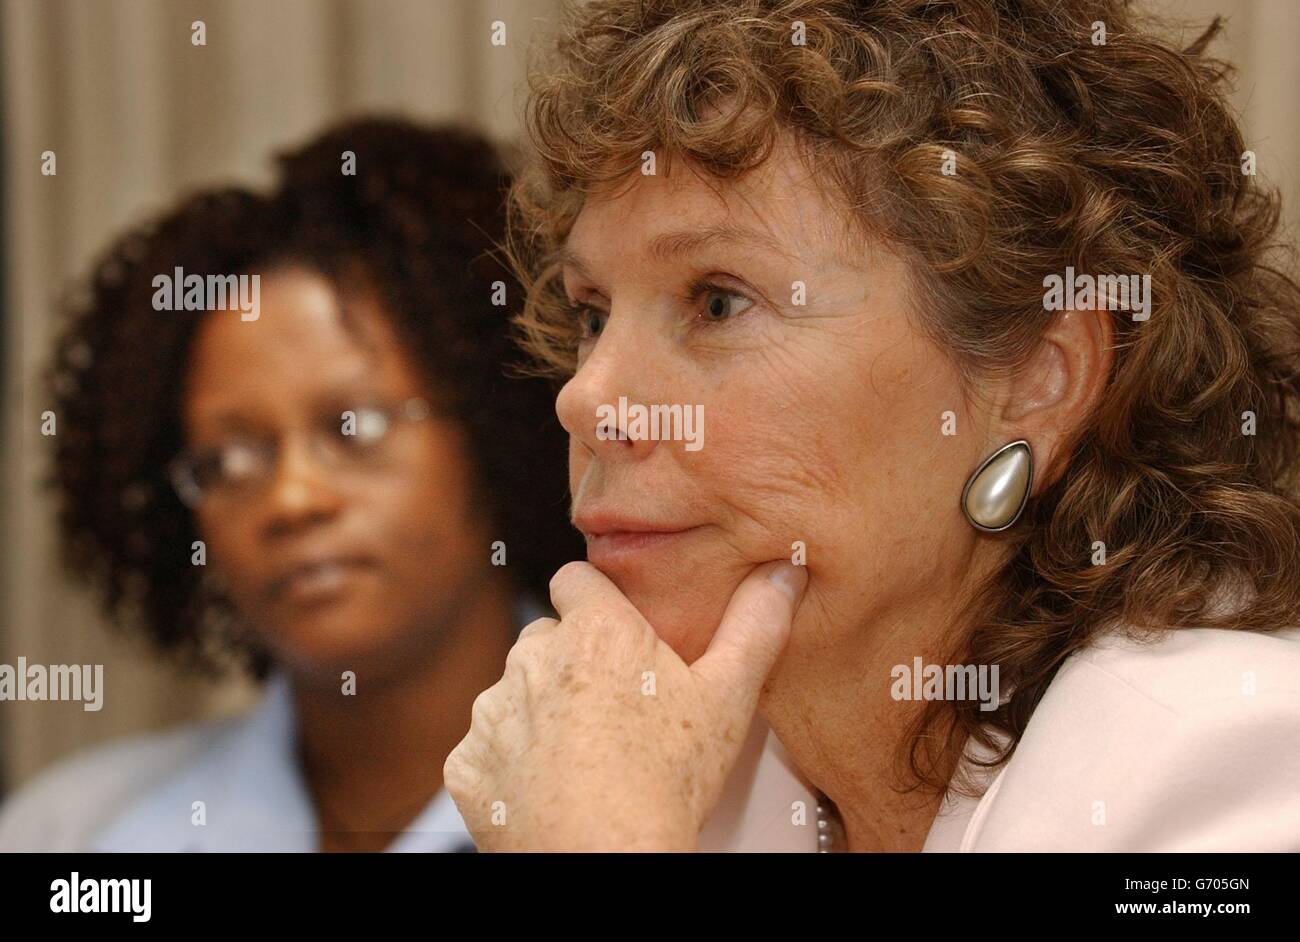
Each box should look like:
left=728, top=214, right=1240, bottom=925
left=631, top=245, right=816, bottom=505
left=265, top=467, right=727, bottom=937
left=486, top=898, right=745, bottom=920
left=46, top=116, right=583, bottom=678
left=503, top=0, right=1300, bottom=796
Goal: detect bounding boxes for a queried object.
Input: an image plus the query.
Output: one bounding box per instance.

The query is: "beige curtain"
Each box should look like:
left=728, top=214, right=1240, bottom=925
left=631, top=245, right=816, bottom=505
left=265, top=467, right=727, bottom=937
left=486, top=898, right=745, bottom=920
left=1151, top=0, right=1300, bottom=238
left=2, top=0, right=1298, bottom=790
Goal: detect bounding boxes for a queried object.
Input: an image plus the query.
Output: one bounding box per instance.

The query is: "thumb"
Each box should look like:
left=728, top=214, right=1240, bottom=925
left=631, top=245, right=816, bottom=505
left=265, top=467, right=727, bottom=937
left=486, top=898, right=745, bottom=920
left=692, top=561, right=808, bottom=713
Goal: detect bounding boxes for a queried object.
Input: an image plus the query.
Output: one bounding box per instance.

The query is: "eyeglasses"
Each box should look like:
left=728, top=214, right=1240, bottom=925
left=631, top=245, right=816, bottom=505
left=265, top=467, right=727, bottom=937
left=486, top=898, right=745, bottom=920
left=168, top=397, right=434, bottom=507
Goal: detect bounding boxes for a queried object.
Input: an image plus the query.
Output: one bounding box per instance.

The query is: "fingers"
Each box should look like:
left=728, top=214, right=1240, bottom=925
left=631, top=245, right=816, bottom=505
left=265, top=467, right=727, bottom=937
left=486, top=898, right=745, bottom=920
left=548, top=560, right=643, bottom=623
left=515, top=616, right=558, bottom=643
left=443, top=737, right=488, bottom=825
left=693, top=561, right=808, bottom=704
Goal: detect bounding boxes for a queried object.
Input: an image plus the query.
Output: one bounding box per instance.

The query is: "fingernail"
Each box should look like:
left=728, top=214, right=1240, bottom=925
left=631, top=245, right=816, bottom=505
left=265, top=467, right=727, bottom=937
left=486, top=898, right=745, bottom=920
left=766, top=561, right=808, bottom=602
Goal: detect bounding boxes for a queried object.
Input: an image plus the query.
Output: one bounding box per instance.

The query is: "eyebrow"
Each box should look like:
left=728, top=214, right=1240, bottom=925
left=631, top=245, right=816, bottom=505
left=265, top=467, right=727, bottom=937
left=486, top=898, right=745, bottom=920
left=558, top=223, right=789, bottom=280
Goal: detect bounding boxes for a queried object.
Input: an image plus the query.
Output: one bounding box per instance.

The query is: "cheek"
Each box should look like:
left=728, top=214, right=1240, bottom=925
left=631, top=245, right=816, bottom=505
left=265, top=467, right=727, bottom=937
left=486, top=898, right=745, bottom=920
left=193, top=512, right=259, bottom=602
left=701, top=404, right=839, bottom=559
left=377, top=447, right=484, bottom=577
left=603, top=381, right=846, bottom=660
left=692, top=338, right=874, bottom=567
left=700, top=325, right=971, bottom=597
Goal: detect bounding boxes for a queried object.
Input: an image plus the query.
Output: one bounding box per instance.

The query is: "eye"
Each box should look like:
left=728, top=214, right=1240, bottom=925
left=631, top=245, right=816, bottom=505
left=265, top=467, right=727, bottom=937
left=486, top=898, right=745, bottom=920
left=573, top=304, right=608, bottom=342
left=196, top=439, right=267, bottom=486
left=690, top=280, right=754, bottom=325
left=331, top=406, right=392, bottom=453
left=348, top=407, right=390, bottom=445
left=701, top=290, right=749, bottom=322
left=221, top=441, right=267, bottom=478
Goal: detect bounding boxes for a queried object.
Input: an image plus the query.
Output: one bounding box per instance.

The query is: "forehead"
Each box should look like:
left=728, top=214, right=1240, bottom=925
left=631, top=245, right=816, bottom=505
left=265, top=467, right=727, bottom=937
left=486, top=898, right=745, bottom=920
left=183, top=267, right=416, bottom=415
left=562, top=137, right=863, bottom=275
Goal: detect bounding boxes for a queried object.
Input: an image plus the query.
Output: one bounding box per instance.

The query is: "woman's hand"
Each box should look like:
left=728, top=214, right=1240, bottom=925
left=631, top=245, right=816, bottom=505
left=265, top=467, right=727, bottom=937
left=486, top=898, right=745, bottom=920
left=443, top=559, right=808, bottom=851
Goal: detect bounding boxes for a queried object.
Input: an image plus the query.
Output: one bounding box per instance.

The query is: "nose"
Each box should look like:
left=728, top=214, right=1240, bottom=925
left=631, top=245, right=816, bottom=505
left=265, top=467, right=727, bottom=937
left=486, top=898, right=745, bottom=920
left=556, top=312, right=660, bottom=461
left=257, top=432, right=344, bottom=537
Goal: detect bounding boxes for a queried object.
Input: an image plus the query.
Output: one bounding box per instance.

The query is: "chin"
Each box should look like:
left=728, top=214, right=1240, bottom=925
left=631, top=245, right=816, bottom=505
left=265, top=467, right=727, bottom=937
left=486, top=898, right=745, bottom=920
left=260, top=605, right=401, bottom=679
left=601, top=564, right=734, bottom=664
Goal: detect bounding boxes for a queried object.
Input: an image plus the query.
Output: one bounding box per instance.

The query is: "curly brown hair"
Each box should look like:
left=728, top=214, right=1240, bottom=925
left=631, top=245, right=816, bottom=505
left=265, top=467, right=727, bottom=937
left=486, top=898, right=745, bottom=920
left=47, top=116, right=583, bottom=679
left=502, top=0, right=1300, bottom=795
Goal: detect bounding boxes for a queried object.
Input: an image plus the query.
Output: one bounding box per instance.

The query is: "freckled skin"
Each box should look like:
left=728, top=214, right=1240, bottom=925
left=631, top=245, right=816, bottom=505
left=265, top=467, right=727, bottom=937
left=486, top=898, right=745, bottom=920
left=446, top=560, right=803, bottom=851
left=554, top=135, right=989, bottom=691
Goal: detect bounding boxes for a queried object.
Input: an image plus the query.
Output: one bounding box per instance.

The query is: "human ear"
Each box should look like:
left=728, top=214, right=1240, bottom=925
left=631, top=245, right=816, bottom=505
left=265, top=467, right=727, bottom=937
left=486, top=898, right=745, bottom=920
left=998, top=308, right=1114, bottom=492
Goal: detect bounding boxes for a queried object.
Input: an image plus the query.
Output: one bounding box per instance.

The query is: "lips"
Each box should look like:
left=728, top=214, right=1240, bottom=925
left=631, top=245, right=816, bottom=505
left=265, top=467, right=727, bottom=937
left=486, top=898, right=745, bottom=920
left=573, top=509, right=701, bottom=568
left=265, top=555, right=375, bottom=604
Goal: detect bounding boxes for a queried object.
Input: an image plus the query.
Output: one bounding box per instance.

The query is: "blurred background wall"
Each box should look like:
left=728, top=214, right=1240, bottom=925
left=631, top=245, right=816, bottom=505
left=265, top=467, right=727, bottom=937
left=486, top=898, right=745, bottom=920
left=1, top=0, right=1298, bottom=795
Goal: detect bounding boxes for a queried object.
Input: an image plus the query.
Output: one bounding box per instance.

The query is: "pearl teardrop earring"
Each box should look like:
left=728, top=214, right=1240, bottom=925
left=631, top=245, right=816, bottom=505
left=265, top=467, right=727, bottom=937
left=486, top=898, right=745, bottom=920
left=961, top=439, right=1033, bottom=532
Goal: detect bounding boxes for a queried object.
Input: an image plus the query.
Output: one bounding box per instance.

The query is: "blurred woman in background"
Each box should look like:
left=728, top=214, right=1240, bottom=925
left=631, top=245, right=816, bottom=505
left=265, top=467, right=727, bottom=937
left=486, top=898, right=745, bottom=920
left=0, top=117, right=581, bottom=852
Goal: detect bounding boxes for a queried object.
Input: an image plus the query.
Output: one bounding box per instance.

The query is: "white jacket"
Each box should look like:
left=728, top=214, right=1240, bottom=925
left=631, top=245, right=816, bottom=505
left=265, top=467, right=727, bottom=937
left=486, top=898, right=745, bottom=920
left=921, top=625, right=1300, bottom=851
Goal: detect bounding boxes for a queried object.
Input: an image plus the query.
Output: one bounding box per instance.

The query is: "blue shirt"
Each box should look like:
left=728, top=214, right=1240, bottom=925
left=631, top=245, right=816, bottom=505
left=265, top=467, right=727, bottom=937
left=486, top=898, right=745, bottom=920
left=0, top=595, right=554, bottom=852
left=89, top=670, right=476, bottom=852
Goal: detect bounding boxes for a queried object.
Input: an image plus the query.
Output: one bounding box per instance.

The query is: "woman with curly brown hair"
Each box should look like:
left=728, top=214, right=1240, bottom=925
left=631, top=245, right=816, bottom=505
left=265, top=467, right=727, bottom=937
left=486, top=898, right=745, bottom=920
left=445, top=0, right=1300, bottom=851
left=0, top=118, right=582, bottom=852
